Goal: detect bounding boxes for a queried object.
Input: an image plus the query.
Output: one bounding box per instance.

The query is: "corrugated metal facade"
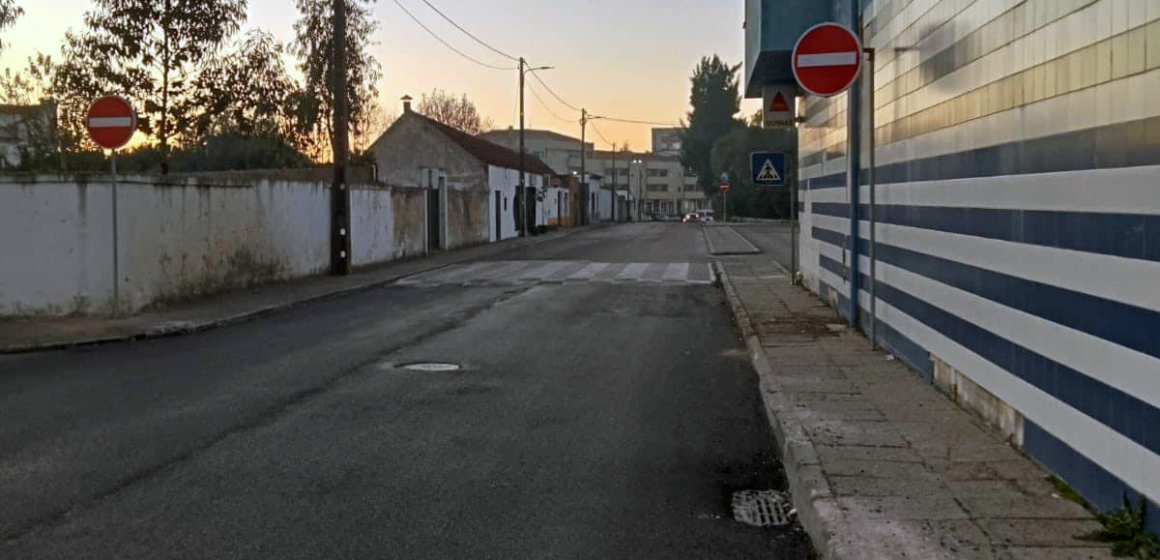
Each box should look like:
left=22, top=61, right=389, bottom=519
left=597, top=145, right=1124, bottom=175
left=798, top=0, right=1159, bottom=526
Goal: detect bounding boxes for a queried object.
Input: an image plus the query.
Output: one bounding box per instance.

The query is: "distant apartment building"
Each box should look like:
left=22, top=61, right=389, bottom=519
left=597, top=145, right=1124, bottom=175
left=650, top=127, right=683, bottom=157
left=0, top=98, right=59, bottom=170
left=478, top=128, right=594, bottom=177
left=593, top=150, right=702, bottom=216
left=480, top=127, right=702, bottom=218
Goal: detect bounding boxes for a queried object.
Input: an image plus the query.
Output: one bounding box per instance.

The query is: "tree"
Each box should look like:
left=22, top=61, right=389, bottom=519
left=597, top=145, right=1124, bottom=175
left=710, top=126, right=795, bottom=219
left=415, top=88, right=493, bottom=135
left=0, top=0, right=22, bottom=55
left=192, top=29, right=302, bottom=147
left=680, top=55, right=744, bottom=195
left=0, top=53, right=52, bottom=104
left=58, top=0, right=247, bottom=169
left=353, top=103, right=397, bottom=154
left=292, top=0, right=381, bottom=162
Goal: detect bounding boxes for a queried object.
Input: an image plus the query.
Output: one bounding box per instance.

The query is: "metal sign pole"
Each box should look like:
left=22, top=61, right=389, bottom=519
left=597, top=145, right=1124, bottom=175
left=111, top=151, right=119, bottom=318
left=866, top=47, right=878, bottom=350
left=790, top=152, right=798, bottom=284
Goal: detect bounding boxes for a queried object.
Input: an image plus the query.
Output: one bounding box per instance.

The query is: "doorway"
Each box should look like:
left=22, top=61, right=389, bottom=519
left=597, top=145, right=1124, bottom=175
left=495, top=191, right=502, bottom=241
left=427, top=187, right=441, bottom=252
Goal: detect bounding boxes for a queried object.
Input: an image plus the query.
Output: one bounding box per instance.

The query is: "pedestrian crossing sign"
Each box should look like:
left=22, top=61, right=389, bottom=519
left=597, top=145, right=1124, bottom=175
left=751, top=152, right=787, bottom=187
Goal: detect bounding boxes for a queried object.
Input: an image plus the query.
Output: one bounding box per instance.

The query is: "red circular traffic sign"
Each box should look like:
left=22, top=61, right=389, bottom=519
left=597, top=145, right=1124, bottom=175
left=86, top=96, right=137, bottom=150
left=792, top=23, right=863, bottom=98
left=719, top=182, right=730, bottom=193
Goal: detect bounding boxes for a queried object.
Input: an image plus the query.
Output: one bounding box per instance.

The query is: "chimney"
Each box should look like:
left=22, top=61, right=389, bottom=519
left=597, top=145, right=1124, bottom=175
left=401, top=95, right=413, bottom=113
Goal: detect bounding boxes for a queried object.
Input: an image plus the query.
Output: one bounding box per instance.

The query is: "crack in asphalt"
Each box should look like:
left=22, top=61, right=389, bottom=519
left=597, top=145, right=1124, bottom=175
left=0, top=287, right=531, bottom=546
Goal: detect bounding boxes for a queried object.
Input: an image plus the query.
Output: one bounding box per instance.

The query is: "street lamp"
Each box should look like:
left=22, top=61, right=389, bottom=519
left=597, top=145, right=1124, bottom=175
left=519, top=60, right=552, bottom=236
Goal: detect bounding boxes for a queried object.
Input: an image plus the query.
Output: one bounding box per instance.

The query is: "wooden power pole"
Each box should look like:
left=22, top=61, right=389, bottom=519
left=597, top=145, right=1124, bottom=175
left=331, top=0, right=352, bottom=275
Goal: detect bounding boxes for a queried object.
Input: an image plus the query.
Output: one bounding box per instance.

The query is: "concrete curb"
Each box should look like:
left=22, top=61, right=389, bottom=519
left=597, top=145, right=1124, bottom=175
left=2, top=227, right=598, bottom=355
left=703, top=226, right=762, bottom=256
left=714, top=262, right=845, bottom=560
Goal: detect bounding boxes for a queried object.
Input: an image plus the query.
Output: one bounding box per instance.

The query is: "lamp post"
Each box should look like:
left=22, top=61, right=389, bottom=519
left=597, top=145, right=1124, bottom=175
left=519, top=60, right=553, bottom=236
left=632, top=159, right=645, bottom=220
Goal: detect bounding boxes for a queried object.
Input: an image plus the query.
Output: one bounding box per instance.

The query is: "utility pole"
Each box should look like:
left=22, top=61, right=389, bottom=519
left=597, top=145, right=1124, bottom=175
left=580, top=108, right=587, bottom=225
left=330, top=0, right=351, bottom=275
left=518, top=57, right=526, bottom=237
left=611, top=142, right=617, bottom=222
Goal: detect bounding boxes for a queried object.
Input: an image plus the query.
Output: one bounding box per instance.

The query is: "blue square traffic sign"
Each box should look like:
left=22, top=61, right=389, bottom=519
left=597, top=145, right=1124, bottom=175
left=751, top=152, right=786, bottom=187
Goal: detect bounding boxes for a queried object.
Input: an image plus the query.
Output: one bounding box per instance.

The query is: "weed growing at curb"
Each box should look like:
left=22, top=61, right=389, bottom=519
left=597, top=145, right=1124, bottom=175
left=1079, top=494, right=1159, bottom=558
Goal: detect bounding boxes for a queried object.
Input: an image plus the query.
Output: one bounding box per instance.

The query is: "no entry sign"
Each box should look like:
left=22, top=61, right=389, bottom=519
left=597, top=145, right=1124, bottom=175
left=792, top=23, right=863, bottom=98
left=86, top=96, right=137, bottom=150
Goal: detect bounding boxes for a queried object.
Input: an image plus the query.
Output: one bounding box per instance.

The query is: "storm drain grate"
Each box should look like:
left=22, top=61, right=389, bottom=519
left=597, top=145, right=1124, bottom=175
left=731, top=490, right=793, bottom=527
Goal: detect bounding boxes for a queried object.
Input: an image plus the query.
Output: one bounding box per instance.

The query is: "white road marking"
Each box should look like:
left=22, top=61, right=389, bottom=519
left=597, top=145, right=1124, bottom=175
left=663, top=263, right=690, bottom=282
left=399, top=261, right=719, bottom=288
left=615, top=263, right=650, bottom=282
left=568, top=262, right=611, bottom=281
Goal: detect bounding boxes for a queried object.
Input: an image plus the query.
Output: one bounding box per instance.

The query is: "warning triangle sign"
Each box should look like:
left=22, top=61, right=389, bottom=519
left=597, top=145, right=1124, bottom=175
left=770, top=92, right=790, bottom=112
left=756, top=159, right=782, bottom=182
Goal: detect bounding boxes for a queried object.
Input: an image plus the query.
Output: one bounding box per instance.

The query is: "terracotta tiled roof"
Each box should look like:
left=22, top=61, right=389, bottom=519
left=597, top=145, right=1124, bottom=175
left=410, top=112, right=555, bottom=175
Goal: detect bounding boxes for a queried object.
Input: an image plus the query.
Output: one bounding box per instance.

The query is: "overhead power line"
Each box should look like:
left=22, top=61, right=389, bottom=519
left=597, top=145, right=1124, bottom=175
left=418, top=0, right=519, bottom=62
left=589, top=120, right=613, bottom=147
left=598, top=116, right=683, bottom=126
left=527, top=69, right=581, bottom=113
left=526, top=79, right=573, bottom=123
left=392, top=0, right=517, bottom=71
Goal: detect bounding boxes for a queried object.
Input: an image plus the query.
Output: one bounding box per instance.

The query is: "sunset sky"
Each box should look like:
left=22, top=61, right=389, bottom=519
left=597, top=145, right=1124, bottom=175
left=1, top=0, right=759, bottom=151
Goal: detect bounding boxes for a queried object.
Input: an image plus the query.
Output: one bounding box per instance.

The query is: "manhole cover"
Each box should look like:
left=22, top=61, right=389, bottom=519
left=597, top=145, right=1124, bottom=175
left=731, top=490, right=793, bottom=527
left=401, top=363, right=461, bottom=372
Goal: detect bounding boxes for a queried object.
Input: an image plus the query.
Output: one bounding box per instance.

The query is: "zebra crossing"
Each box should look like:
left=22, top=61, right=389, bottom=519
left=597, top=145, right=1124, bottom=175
left=395, top=260, right=716, bottom=288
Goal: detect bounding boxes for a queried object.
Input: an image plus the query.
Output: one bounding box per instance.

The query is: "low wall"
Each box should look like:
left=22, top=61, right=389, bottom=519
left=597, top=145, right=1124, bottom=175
left=351, top=185, right=425, bottom=266
left=1, top=174, right=424, bottom=317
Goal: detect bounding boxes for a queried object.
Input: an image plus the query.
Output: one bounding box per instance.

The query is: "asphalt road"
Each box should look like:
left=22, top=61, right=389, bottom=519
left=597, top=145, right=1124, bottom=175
left=0, top=222, right=811, bottom=559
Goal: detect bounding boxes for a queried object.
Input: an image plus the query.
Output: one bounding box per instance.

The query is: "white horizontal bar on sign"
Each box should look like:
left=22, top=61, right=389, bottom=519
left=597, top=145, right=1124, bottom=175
left=858, top=254, right=1160, bottom=409
left=797, top=52, right=859, bottom=68
left=88, top=117, right=132, bottom=128
left=865, top=293, right=1160, bottom=502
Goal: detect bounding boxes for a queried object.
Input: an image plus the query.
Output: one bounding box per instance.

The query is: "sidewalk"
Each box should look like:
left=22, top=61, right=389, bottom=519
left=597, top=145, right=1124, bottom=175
left=0, top=226, right=597, bottom=354
left=715, top=253, right=1114, bottom=560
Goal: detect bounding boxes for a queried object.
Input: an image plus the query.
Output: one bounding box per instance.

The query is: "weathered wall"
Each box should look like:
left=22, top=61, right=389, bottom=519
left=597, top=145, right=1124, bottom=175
left=446, top=187, right=489, bottom=250
left=372, top=116, right=493, bottom=249
left=371, top=116, right=486, bottom=193
left=351, top=185, right=425, bottom=266
left=116, top=177, right=330, bottom=314
left=798, top=0, right=1160, bottom=530
left=0, top=177, right=116, bottom=315
left=1, top=175, right=425, bottom=317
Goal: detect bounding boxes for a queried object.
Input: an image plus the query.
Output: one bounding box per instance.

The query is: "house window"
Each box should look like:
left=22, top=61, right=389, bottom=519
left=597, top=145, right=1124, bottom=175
left=648, top=185, right=667, bottom=192
left=648, top=169, right=669, bottom=178
left=504, top=197, right=508, bottom=211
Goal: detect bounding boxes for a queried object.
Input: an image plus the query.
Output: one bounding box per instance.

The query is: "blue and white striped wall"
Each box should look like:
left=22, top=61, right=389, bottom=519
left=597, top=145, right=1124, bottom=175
left=798, top=0, right=1159, bottom=528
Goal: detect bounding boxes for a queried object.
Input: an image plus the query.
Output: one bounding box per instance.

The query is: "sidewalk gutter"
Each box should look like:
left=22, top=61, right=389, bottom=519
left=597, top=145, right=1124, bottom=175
left=1, top=226, right=603, bottom=354
left=715, top=262, right=842, bottom=557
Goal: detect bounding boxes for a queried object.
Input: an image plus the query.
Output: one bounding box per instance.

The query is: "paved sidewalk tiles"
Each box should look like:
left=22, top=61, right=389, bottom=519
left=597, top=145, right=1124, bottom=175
left=716, top=253, right=1114, bottom=560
